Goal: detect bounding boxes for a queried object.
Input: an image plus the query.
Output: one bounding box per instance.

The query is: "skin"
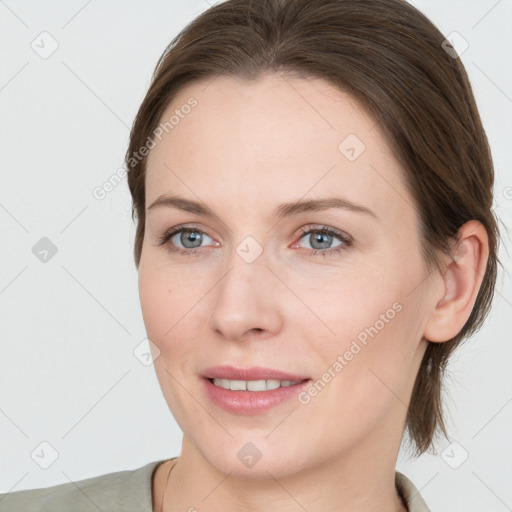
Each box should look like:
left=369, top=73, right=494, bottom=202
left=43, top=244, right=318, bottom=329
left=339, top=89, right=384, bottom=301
left=138, top=73, right=489, bottom=512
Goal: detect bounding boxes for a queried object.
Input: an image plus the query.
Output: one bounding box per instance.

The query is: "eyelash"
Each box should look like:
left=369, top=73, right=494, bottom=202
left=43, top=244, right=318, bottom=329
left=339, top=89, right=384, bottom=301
left=156, top=223, right=353, bottom=258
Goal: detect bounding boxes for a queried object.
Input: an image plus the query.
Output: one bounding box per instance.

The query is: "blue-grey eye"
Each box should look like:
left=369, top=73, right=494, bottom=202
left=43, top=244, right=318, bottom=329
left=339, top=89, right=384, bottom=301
left=301, top=231, right=343, bottom=250
left=172, top=229, right=213, bottom=249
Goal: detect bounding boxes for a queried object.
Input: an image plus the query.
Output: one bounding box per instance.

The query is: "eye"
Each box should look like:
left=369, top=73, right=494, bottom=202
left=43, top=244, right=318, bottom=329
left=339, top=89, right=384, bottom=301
left=292, top=225, right=352, bottom=257
left=157, top=223, right=352, bottom=258
left=157, top=224, right=219, bottom=256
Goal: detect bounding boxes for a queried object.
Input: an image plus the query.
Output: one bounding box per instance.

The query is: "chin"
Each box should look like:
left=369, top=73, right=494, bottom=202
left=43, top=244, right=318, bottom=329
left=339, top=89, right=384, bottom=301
left=193, top=436, right=311, bottom=480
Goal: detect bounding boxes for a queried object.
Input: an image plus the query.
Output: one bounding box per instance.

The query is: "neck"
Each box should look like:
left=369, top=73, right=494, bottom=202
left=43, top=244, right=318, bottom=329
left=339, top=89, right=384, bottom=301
left=155, top=425, right=408, bottom=512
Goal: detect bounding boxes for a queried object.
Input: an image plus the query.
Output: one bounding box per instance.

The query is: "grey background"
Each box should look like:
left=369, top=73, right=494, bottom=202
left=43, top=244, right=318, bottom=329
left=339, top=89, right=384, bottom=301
left=1, top=1, right=511, bottom=510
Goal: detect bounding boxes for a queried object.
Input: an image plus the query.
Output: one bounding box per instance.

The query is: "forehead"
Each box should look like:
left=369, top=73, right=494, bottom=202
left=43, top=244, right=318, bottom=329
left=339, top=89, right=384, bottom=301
left=145, top=73, right=414, bottom=225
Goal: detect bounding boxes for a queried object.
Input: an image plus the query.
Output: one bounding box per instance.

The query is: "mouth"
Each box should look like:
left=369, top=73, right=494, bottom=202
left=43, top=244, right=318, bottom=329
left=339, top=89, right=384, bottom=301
left=201, top=366, right=312, bottom=415
left=201, top=365, right=310, bottom=382
left=207, top=377, right=305, bottom=391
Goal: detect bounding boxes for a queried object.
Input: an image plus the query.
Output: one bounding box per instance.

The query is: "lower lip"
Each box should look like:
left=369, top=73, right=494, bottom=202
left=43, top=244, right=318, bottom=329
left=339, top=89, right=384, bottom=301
left=202, top=378, right=312, bottom=415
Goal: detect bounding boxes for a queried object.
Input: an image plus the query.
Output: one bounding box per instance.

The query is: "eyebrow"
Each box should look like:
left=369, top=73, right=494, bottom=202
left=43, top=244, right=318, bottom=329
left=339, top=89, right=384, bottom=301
left=146, top=194, right=378, bottom=221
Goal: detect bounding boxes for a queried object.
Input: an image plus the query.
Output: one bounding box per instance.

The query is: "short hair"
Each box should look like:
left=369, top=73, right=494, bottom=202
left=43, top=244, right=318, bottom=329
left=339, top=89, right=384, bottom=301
left=125, top=0, right=501, bottom=456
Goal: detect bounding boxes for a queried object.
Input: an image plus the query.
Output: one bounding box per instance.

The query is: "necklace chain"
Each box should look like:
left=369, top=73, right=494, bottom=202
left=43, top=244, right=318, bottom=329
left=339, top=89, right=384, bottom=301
left=160, top=458, right=177, bottom=512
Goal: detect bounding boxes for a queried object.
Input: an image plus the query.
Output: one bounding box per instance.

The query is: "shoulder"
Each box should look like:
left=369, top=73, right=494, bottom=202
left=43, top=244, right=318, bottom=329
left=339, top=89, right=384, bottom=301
left=0, top=459, right=167, bottom=512
left=395, top=471, right=432, bottom=512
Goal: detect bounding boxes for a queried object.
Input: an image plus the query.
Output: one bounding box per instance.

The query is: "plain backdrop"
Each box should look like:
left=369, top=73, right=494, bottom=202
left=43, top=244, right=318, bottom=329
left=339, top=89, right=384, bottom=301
left=1, top=1, right=511, bottom=510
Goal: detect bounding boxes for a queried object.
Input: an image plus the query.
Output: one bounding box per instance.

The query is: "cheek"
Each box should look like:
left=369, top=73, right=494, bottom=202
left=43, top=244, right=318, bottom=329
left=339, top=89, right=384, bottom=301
left=302, top=267, right=401, bottom=346
left=318, top=242, right=426, bottom=348
left=138, top=264, right=171, bottom=343
left=303, top=258, right=425, bottom=392
left=138, top=261, right=206, bottom=423
left=138, top=259, right=206, bottom=345
left=295, top=300, right=418, bottom=447
left=138, top=259, right=215, bottom=402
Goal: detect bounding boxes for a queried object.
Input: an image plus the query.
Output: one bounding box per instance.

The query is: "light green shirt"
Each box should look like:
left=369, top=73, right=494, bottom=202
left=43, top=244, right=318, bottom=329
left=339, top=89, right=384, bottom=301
left=0, top=459, right=431, bottom=511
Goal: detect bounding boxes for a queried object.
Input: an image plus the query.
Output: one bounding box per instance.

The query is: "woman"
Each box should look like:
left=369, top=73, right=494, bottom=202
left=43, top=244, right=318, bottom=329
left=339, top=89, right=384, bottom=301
left=1, top=0, right=501, bottom=510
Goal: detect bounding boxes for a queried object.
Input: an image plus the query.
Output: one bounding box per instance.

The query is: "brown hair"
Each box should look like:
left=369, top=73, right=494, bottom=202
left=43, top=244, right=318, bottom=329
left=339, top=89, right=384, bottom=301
left=125, top=0, right=501, bottom=456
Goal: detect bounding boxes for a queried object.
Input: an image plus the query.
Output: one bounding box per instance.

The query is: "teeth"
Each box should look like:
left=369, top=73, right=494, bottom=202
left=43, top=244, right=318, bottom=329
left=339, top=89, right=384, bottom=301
left=212, top=378, right=302, bottom=391
left=230, top=379, right=246, bottom=391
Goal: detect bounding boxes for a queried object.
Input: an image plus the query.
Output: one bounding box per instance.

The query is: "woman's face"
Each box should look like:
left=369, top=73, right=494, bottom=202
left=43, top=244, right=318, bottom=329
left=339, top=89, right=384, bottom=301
left=139, top=73, right=436, bottom=477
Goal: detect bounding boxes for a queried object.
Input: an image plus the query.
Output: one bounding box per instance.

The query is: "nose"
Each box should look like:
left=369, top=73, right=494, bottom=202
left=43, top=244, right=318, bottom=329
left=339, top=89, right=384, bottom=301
left=207, top=246, right=284, bottom=342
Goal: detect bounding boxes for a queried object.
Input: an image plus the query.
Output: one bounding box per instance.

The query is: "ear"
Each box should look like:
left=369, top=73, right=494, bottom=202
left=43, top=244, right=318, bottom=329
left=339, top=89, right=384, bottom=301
left=423, top=220, right=490, bottom=343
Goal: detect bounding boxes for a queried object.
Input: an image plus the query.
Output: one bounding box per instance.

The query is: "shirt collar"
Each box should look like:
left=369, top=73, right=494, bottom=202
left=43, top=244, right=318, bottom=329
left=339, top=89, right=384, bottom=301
left=395, top=471, right=432, bottom=511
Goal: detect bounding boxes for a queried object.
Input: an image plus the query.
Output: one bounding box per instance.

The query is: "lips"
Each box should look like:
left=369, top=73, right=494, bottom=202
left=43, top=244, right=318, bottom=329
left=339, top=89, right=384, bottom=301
left=201, top=365, right=312, bottom=415
left=201, top=365, right=310, bottom=381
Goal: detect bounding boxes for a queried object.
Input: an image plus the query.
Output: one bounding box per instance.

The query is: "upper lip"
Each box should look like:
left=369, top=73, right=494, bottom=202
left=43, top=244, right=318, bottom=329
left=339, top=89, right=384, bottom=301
left=202, top=365, right=310, bottom=381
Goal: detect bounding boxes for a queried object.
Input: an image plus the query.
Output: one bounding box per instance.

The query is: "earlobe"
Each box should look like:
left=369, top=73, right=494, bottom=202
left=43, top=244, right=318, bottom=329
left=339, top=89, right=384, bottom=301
left=423, top=220, right=489, bottom=343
